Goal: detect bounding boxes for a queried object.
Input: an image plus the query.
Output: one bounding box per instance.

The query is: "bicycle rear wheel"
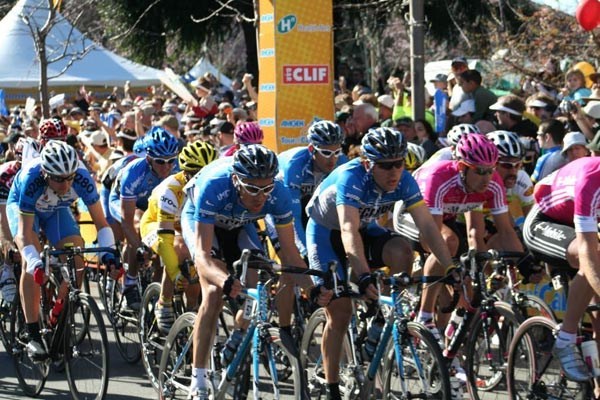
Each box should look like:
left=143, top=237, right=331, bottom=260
left=507, top=316, right=591, bottom=400
left=466, top=301, right=522, bottom=400
left=139, top=282, right=163, bottom=392
left=382, top=321, right=451, bottom=400
left=65, top=292, right=110, bottom=400
left=512, top=292, right=556, bottom=322
left=10, top=296, right=48, bottom=397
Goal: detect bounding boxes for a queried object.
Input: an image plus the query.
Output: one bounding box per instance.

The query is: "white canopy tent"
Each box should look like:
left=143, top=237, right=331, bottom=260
left=184, top=57, right=233, bottom=89
left=0, top=0, right=164, bottom=89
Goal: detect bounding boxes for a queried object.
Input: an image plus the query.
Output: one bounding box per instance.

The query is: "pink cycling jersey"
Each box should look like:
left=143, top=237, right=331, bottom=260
left=534, top=157, right=600, bottom=233
left=413, top=159, right=508, bottom=220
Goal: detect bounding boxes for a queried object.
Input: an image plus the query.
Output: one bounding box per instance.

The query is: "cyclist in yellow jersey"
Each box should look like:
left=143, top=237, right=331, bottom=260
left=140, top=141, right=218, bottom=334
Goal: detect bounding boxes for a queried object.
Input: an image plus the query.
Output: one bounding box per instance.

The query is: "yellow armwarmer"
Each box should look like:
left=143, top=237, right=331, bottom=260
left=157, top=232, right=180, bottom=281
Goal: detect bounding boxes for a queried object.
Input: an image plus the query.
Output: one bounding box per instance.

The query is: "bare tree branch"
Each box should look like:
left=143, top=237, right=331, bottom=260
left=108, top=0, right=163, bottom=42
left=334, top=0, right=400, bottom=10
left=191, top=0, right=254, bottom=24
left=443, top=0, right=471, bottom=48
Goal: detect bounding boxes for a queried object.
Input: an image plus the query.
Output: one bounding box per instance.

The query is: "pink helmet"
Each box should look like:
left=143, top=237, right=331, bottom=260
left=455, top=134, right=498, bottom=167
left=234, top=122, right=263, bottom=145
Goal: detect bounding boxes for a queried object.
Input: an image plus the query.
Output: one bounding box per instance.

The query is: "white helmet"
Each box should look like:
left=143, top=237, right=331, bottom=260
left=40, top=141, right=78, bottom=176
left=447, top=123, right=480, bottom=146
left=487, top=130, right=524, bottom=159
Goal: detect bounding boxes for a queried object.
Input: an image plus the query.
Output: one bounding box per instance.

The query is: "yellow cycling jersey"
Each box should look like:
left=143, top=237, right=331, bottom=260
left=143, top=171, right=188, bottom=230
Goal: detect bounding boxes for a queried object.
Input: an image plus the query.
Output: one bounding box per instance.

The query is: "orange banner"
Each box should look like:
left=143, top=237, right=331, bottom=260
left=258, top=0, right=334, bottom=153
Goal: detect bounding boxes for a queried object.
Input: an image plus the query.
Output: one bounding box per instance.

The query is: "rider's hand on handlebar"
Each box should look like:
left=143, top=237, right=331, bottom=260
left=358, top=273, right=378, bottom=301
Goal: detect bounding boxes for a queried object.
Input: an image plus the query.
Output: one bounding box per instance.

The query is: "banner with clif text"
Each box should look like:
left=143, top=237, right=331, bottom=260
left=258, top=0, right=334, bottom=153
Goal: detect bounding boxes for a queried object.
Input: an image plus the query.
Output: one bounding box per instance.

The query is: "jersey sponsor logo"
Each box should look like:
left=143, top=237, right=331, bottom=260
left=277, top=14, right=297, bottom=33
left=359, top=203, right=394, bottom=221
left=216, top=189, right=231, bottom=202
left=160, top=195, right=177, bottom=208
left=533, top=223, right=567, bottom=241
left=283, top=65, right=329, bottom=84
left=300, top=183, right=316, bottom=196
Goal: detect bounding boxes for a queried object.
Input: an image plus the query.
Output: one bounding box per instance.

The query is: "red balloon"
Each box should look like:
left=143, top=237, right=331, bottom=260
left=577, top=0, right=600, bottom=31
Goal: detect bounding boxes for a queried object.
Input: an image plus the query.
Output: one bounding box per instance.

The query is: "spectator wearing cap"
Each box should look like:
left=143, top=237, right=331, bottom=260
left=451, top=100, right=496, bottom=134
left=572, top=100, right=600, bottom=140
left=81, top=130, right=114, bottom=179
left=561, top=131, right=589, bottom=163
left=458, top=69, right=497, bottom=122
left=216, top=121, right=235, bottom=156
left=525, top=95, right=555, bottom=124
left=394, top=117, right=417, bottom=142
left=531, top=119, right=567, bottom=183
left=377, top=94, right=394, bottom=127
left=489, top=94, right=538, bottom=139
left=448, top=56, right=470, bottom=111
left=430, top=74, right=448, bottom=134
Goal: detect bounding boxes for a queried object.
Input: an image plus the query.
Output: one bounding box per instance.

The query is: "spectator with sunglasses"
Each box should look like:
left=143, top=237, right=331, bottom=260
left=7, top=141, right=118, bottom=361
left=306, top=127, right=456, bottom=399
left=180, top=144, right=325, bottom=399
left=393, top=134, right=523, bottom=345
left=108, top=126, right=179, bottom=311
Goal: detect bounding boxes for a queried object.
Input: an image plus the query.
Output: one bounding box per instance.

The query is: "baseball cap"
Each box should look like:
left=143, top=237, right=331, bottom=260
left=69, top=107, right=84, bottom=116
left=561, top=131, right=588, bottom=155
left=377, top=94, right=394, bottom=109
left=85, top=130, right=109, bottom=147
left=430, top=74, right=448, bottom=83
left=451, top=56, right=468, bottom=66
left=116, top=130, right=138, bottom=141
left=452, top=99, right=476, bottom=117
left=583, top=102, right=600, bottom=119
left=527, top=99, right=549, bottom=109
left=219, top=121, right=234, bottom=134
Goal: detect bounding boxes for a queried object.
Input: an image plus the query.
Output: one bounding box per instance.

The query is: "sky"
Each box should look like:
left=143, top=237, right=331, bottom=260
left=532, top=0, right=579, bottom=15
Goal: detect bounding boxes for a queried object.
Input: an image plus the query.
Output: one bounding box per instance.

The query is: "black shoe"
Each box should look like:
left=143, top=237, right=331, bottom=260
left=122, top=285, right=141, bottom=312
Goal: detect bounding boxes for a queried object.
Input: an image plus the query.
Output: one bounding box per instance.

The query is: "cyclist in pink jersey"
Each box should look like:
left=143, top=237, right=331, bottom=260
left=523, top=156, right=600, bottom=383
left=394, top=134, right=523, bottom=328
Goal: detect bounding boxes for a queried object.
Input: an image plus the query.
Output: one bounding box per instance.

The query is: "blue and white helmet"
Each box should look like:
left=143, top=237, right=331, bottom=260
left=307, top=120, right=343, bottom=146
left=145, top=126, right=179, bottom=158
left=233, top=144, right=279, bottom=179
left=361, top=127, right=408, bottom=161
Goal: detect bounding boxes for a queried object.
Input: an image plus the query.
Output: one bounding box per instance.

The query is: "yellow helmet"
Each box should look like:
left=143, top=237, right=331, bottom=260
left=179, top=141, right=217, bottom=172
left=405, top=142, right=426, bottom=171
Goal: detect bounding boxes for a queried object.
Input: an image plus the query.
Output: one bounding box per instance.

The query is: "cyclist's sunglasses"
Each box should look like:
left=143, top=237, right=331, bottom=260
left=47, top=173, right=76, bottom=183
left=375, top=159, right=405, bottom=170
left=153, top=156, right=177, bottom=165
left=237, top=179, right=275, bottom=196
left=466, top=164, right=495, bottom=176
left=315, top=147, right=342, bottom=158
left=497, top=161, right=522, bottom=170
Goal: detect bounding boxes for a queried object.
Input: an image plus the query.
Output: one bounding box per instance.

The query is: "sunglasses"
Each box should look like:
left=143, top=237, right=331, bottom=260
left=315, top=147, right=342, bottom=158
left=375, top=159, right=405, bottom=170
left=497, top=161, right=522, bottom=170
left=237, top=179, right=276, bottom=196
left=153, top=157, right=177, bottom=165
left=47, top=173, right=76, bottom=183
left=467, top=164, right=495, bottom=176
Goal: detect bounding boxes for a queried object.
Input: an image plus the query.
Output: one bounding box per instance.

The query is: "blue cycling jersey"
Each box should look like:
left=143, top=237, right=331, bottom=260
left=7, top=158, right=99, bottom=216
left=109, top=157, right=176, bottom=212
left=306, top=158, right=423, bottom=231
left=186, top=157, right=294, bottom=230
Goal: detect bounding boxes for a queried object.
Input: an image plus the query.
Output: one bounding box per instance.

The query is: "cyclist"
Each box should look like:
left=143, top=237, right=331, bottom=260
left=523, top=156, right=600, bottom=383
left=486, top=130, right=534, bottom=232
left=270, top=120, right=345, bottom=259
left=140, top=141, right=217, bottom=334
left=182, top=144, right=328, bottom=399
left=424, top=123, right=481, bottom=167
left=306, top=127, right=457, bottom=400
left=108, top=126, right=179, bottom=311
left=394, top=134, right=524, bottom=335
left=220, top=121, right=263, bottom=157
left=7, top=141, right=118, bottom=360
left=405, top=141, right=426, bottom=173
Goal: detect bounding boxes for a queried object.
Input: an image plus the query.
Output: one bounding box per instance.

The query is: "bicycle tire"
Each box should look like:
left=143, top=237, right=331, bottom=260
left=382, top=321, right=451, bottom=400
left=0, top=296, right=17, bottom=351
left=159, top=311, right=196, bottom=399
left=10, top=296, right=48, bottom=397
left=65, top=292, right=110, bottom=400
left=139, top=282, right=163, bottom=392
left=110, top=280, right=142, bottom=364
left=506, top=316, right=592, bottom=400
left=512, top=292, right=556, bottom=322
left=465, top=300, right=522, bottom=400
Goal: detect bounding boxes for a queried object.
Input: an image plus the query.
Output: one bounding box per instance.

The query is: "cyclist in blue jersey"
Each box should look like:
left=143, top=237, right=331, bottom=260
left=108, top=126, right=179, bottom=310
left=305, top=127, right=457, bottom=400
left=181, top=145, right=331, bottom=399
left=270, top=120, right=346, bottom=258
left=7, top=141, right=117, bottom=360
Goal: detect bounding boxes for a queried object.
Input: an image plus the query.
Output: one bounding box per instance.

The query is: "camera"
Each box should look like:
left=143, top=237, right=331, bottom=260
left=560, top=100, right=574, bottom=115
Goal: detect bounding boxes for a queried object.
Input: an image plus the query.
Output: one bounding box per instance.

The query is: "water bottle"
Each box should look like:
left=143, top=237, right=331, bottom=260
left=364, top=322, right=384, bottom=361
left=0, top=264, right=16, bottom=303
left=221, top=329, right=244, bottom=367
left=444, top=309, right=465, bottom=340
left=49, top=299, right=64, bottom=327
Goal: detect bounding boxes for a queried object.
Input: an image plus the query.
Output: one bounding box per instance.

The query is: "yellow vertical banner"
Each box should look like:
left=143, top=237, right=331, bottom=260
left=258, top=0, right=334, bottom=153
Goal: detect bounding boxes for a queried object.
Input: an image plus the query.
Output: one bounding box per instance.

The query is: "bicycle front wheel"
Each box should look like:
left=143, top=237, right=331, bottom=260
left=159, top=311, right=196, bottom=400
left=382, top=321, right=450, bottom=400
left=507, top=316, right=592, bottom=400
left=139, top=282, right=163, bottom=392
left=65, top=292, right=110, bottom=400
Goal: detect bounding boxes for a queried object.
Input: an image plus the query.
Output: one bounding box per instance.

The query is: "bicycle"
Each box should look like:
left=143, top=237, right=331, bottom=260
left=444, top=249, right=524, bottom=400
left=159, top=249, right=322, bottom=399
left=0, top=249, right=20, bottom=352
left=300, top=269, right=451, bottom=399
left=506, top=267, right=596, bottom=399
left=139, top=258, right=198, bottom=392
left=11, top=245, right=115, bottom=400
